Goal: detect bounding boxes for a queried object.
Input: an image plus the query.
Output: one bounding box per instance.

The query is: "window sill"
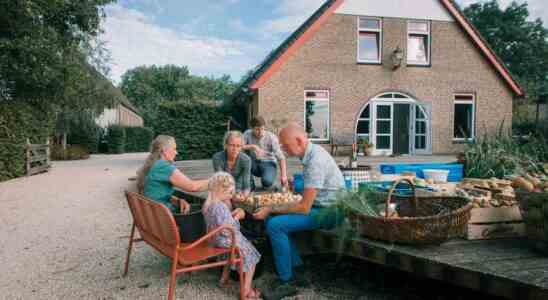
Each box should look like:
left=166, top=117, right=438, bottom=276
left=312, top=140, right=330, bottom=144
left=357, top=61, right=382, bottom=65
left=452, top=139, right=474, bottom=144
left=406, top=63, right=431, bottom=68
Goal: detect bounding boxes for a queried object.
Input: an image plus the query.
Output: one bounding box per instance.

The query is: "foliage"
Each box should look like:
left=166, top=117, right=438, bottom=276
left=51, top=144, right=90, bottom=160
left=125, top=126, right=154, bottom=153
left=106, top=125, right=126, bottom=154
left=463, top=1, right=548, bottom=100
left=119, top=65, right=236, bottom=127
left=463, top=124, right=548, bottom=178
left=0, top=0, right=115, bottom=104
left=62, top=111, right=103, bottom=154
left=0, top=101, right=54, bottom=181
left=152, top=101, right=228, bottom=160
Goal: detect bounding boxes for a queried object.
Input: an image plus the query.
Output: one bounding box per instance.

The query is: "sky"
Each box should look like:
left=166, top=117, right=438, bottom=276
left=100, top=0, right=548, bottom=84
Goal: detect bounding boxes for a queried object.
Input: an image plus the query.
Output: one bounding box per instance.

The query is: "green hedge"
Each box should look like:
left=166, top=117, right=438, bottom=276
left=125, top=126, right=154, bottom=152
left=66, top=113, right=102, bottom=154
left=153, top=101, right=228, bottom=160
left=0, top=102, right=54, bottom=182
left=106, top=125, right=126, bottom=154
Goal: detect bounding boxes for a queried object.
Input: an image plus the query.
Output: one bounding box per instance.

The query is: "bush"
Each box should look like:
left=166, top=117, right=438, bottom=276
left=106, top=125, right=126, bottom=154
left=66, top=112, right=102, bottom=154
left=125, top=126, right=154, bottom=152
left=152, top=101, right=228, bottom=160
left=51, top=144, right=90, bottom=160
left=0, top=102, right=54, bottom=182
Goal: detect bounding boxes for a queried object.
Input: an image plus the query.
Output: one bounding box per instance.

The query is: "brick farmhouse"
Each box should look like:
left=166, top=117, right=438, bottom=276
left=231, top=0, right=524, bottom=155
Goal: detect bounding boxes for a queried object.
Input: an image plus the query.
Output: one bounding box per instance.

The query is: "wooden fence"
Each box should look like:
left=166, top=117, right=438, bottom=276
left=26, top=139, right=50, bottom=176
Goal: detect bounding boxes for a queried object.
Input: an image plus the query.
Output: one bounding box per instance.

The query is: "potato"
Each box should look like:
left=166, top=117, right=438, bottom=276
left=525, top=174, right=542, bottom=188
left=513, top=176, right=535, bottom=192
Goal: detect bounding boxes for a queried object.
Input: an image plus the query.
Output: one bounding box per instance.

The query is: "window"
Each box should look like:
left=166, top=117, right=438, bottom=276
left=407, top=20, right=430, bottom=65
left=356, top=104, right=370, bottom=147
left=453, top=94, right=475, bottom=140
left=358, top=17, right=382, bottom=63
left=304, top=90, right=330, bottom=141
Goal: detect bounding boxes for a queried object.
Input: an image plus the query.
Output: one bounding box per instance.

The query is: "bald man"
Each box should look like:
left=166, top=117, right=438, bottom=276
left=253, top=123, right=344, bottom=291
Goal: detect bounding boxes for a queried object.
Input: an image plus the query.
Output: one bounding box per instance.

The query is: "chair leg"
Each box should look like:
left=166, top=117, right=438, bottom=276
left=238, top=250, right=245, bottom=300
left=168, top=251, right=179, bottom=300
left=220, top=263, right=230, bottom=285
left=123, top=222, right=136, bottom=276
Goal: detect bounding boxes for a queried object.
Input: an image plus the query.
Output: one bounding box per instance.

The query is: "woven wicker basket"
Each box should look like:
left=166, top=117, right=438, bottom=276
left=515, top=190, right=548, bottom=255
left=347, top=179, right=473, bottom=245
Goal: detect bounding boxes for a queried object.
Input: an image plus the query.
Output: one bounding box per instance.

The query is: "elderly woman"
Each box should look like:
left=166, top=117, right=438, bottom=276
left=212, top=131, right=252, bottom=197
left=137, top=135, right=208, bottom=214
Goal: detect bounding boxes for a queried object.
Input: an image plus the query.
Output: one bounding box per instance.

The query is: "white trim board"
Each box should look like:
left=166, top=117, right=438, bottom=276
left=335, top=0, right=455, bottom=22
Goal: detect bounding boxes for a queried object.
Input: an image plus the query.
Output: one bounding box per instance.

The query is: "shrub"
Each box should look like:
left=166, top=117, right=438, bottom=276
left=106, top=125, right=126, bottom=154
left=66, top=112, right=102, bottom=154
left=152, top=101, right=228, bottom=160
left=51, top=144, right=90, bottom=160
left=0, top=102, right=54, bottom=182
left=125, top=126, right=154, bottom=152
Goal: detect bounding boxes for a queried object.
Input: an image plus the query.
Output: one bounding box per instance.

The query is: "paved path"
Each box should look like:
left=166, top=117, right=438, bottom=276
left=0, top=153, right=396, bottom=300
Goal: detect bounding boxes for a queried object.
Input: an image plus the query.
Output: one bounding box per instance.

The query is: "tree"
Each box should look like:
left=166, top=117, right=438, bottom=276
left=0, top=0, right=115, bottom=104
left=119, top=65, right=237, bottom=126
left=463, top=1, right=548, bottom=101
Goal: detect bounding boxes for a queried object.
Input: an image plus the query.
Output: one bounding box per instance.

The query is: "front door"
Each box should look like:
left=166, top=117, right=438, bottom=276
left=393, top=103, right=410, bottom=155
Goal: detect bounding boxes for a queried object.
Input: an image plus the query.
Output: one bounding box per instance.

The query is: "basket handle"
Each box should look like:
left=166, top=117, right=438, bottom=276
left=385, top=178, right=417, bottom=218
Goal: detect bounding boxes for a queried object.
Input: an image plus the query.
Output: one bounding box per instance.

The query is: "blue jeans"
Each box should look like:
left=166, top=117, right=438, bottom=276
left=265, top=207, right=339, bottom=282
left=251, top=160, right=277, bottom=188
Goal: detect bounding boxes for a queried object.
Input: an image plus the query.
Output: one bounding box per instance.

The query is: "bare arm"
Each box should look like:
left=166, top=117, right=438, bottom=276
left=170, top=169, right=208, bottom=192
left=279, top=158, right=288, bottom=186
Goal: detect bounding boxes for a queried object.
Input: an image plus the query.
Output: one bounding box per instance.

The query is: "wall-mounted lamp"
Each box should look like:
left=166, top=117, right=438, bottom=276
left=391, top=46, right=404, bottom=70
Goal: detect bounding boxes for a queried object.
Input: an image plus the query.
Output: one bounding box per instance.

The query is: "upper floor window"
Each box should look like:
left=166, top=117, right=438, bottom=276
left=304, top=90, right=330, bottom=141
left=407, top=20, right=430, bottom=65
left=453, top=94, right=475, bottom=140
left=357, top=17, right=382, bottom=63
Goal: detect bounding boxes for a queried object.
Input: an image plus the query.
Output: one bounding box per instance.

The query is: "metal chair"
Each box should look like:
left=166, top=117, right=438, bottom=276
left=123, top=191, right=246, bottom=300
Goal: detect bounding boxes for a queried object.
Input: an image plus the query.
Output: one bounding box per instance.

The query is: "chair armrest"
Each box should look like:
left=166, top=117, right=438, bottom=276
left=181, top=224, right=237, bottom=252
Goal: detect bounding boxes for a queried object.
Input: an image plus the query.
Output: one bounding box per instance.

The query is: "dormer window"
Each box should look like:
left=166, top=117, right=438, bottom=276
left=407, top=20, right=431, bottom=66
left=357, top=17, right=382, bottom=63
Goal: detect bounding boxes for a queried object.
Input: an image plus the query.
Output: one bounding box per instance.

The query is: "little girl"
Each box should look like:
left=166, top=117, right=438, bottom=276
left=202, top=172, right=261, bottom=299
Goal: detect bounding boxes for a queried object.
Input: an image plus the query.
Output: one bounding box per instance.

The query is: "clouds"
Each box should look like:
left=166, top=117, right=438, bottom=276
left=101, top=4, right=263, bottom=83
left=258, top=0, right=324, bottom=36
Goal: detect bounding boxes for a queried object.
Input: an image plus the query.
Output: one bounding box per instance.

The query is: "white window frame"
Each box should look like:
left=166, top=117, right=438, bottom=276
left=304, top=90, right=330, bottom=142
left=357, top=17, right=382, bottom=64
left=407, top=20, right=431, bottom=66
left=453, top=94, right=475, bottom=141
left=356, top=104, right=371, bottom=152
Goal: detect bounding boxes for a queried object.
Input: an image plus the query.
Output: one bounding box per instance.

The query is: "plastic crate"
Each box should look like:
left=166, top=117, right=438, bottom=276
left=379, top=162, right=463, bottom=182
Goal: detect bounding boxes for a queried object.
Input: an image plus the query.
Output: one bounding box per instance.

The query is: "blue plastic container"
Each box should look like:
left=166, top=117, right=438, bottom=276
left=358, top=181, right=434, bottom=196
left=293, top=172, right=304, bottom=194
left=379, top=162, right=463, bottom=182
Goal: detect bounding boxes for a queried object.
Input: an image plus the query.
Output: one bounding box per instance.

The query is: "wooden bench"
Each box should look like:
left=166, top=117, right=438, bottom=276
left=123, top=191, right=246, bottom=300
left=330, top=135, right=354, bottom=156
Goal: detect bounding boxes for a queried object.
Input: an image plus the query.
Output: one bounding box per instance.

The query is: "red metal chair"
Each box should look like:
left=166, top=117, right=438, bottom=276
left=123, top=191, right=246, bottom=300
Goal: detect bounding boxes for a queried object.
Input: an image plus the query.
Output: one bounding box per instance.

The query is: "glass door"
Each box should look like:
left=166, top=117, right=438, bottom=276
left=373, top=102, right=393, bottom=155
left=411, top=102, right=431, bottom=154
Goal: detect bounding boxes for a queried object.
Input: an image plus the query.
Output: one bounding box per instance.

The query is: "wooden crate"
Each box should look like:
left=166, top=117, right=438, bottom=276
left=466, top=206, right=525, bottom=240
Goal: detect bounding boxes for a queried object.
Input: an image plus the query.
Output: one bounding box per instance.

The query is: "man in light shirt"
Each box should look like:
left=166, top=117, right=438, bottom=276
left=242, top=116, right=288, bottom=190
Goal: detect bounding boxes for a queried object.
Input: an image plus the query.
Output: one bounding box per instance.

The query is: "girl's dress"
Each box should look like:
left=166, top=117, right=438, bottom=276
left=203, top=201, right=260, bottom=272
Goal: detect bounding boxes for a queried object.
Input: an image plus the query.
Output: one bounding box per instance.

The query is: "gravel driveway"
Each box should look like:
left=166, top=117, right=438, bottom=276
left=0, top=153, right=396, bottom=300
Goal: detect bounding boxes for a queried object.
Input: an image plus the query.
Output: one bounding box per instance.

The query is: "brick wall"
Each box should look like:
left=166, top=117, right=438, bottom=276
left=255, top=14, right=514, bottom=154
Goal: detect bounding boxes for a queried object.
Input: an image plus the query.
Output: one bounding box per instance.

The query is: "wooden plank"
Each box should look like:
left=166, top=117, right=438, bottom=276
left=28, top=155, right=48, bottom=163
left=467, top=223, right=526, bottom=240
left=470, top=206, right=522, bottom=223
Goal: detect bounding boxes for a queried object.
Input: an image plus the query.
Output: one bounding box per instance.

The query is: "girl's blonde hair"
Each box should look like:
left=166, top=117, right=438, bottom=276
left=203, top=172, right=235, bottom=210
left=136, top=135, right=176, bottom=193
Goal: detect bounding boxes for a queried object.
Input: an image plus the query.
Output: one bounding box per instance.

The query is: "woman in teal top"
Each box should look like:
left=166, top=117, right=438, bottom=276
left=137, top=135, right=208, bottom=213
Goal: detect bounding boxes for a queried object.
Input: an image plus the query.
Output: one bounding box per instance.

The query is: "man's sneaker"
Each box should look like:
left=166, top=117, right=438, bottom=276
left=262, top=280, right=298, bottom=300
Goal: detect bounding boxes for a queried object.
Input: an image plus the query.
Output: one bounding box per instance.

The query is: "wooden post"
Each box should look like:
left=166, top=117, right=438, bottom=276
left=26, top=138, right=30, bottom=176
left=46, top=138, right=50, bottom=168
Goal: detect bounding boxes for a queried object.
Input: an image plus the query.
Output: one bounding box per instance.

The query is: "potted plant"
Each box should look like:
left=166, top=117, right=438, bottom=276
left=359, top=137, right=374, bottom=156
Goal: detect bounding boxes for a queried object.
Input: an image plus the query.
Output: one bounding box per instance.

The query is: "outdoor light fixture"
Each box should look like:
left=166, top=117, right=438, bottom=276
left=391, top=46, right=404, bottom=70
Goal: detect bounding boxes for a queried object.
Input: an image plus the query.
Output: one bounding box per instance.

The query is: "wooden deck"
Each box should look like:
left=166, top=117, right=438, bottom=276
left=175, top=157, right=548, bottom=300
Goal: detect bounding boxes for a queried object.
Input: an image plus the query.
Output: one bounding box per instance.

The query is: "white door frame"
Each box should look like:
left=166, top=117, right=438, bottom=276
left=355, top=92, right=432, bottom=156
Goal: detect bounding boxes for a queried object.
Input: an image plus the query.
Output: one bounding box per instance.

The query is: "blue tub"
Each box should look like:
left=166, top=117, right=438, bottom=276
left=358, top=181, right=435, bottom=196
left=379, top=162, right=463, bottom=182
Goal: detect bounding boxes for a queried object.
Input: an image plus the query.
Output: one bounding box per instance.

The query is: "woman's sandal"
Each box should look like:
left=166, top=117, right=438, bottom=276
left=245, top=287, right=262, bottom=299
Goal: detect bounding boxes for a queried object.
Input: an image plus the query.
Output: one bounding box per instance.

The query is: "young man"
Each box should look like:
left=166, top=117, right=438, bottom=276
left=253, top=123, right=345, bottom=296
left=242, top=116, right=288, bottom=190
